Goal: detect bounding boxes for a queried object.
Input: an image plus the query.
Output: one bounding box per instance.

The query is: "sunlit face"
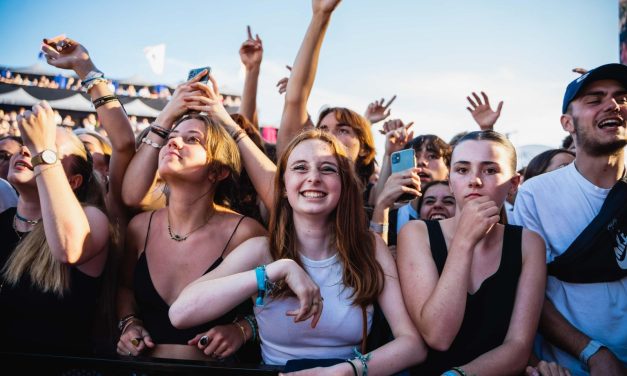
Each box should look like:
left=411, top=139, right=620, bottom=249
left=419, top=183, right=456, bottom=220
left=0, top=138, right=21, bottom=180
left=567, top=79, right=627, bottom=156
left=545, top=152, right=575, bottom=173
left=449, top=140, right=517, bottom=210
left=158, top=119, right=209, bottom=181
left=318, top=112, right=361, bottom=162
left=78, top=134, right=108, bottom=177
left=414, top=145, right=449, bottom=184
left=8, top=128, right=81, bottom=188
left=283, top=139, right=342, bottom=218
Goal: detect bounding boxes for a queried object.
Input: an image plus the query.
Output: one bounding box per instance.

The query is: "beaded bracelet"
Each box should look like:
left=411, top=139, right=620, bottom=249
left=141, top=137, right=163, bottom=149
left=93, top=94, right=118, bottom=109
left=83, top=77, right=108, bottom=93
left=452, top=367, right=467, bottom=376
left=243, top=314, right=258, bottom=342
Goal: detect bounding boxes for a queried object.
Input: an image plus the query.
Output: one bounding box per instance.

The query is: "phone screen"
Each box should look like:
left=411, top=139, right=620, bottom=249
left=391, top=149, right=418, bottom=203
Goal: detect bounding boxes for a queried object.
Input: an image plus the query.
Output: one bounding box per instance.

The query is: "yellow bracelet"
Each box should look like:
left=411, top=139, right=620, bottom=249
left=232, top=319, right=247, bottom=345
left=33, top=163, right=61, bottom=179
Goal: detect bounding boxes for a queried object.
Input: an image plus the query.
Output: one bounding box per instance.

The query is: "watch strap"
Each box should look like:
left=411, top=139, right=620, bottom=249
left=31, top=150, right=57, bottom=168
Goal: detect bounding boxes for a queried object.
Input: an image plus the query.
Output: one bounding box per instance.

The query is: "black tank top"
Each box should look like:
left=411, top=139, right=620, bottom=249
left=411, top=220, right=523, bottom=375
left=133, top=212, right=249, bottom=344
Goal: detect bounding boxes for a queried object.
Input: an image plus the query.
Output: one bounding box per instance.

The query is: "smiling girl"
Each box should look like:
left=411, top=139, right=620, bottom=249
left=397, top=130, right=546, bottom=375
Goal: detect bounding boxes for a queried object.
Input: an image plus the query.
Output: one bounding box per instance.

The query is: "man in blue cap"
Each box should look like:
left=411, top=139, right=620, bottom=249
left=512, top=64, right=627, bottom=375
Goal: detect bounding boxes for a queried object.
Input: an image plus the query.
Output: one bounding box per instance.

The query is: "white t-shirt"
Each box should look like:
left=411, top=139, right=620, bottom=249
left=512, top=163, right=627, bottom=375
left=254, top=253, right=373, bottom=365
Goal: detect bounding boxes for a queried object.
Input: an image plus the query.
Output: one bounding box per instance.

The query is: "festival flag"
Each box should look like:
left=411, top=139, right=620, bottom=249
left=143, top=44, right=166, bottom=75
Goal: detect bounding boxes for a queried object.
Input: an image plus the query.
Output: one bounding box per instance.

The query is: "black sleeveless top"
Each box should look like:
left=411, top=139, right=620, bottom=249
left=0, top=207, right=103, bottom=355
left=133, top=212, right=250, bottom=344
left=411, top=220, right=522, bottom=375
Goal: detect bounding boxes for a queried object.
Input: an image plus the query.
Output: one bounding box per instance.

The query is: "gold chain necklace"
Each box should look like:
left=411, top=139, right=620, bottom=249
left=167, top=208, right=212, bottom=242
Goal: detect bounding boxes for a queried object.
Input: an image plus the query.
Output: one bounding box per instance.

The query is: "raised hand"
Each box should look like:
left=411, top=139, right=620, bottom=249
left=375, top=168, right=422, bottom=210
left=157, top=70, right=208, bottom=127
left=41, top=35, right=96, bottom=79
left=365, top=95, right=396, bottom=124
left=186, top=75, right=233, bottom=126
left=381, top=118, right=414, bottom=154
left=276, top=65, right=292, bottom=95
left=239, top=26, right=263, bottom=71
left=466, top=91, right=503, bottom=130
left=16, top=101, right=57, bottom=154
left=312, top=0, right=342, bottom=14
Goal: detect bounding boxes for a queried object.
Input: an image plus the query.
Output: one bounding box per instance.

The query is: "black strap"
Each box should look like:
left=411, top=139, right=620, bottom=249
left=548, top=174, right=627, bottom=283
left=220, top=215, right=246, bottom=258
left=142, top=211, right=156, bottom=252
left=425, top=220, right=447, bottom=274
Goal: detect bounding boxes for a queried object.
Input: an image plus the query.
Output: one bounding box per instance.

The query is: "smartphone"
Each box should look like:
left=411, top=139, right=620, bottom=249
left=391, top=149, right=418, bottom=203
left=187, top=66, right=211, bottom=83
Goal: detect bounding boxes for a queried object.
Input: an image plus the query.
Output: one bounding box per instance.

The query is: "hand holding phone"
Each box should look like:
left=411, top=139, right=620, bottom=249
left=390, top=149, right=419, bottom=203
left=187, top=66, right=211, bottom=83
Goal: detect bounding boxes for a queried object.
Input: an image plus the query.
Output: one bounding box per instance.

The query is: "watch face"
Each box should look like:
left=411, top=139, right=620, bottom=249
left=41, top=150, right=57, bottom=164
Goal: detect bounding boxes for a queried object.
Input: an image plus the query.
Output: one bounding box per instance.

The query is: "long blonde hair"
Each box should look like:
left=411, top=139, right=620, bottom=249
left=2, top=128, right=108, bottom=296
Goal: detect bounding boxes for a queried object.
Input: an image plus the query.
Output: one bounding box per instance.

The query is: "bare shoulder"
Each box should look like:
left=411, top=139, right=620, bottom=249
left=397, top=219, right=430, bottom=255
left=127, top=209, right=159, bottom=237
left=223, top=235, right=273, bottom=268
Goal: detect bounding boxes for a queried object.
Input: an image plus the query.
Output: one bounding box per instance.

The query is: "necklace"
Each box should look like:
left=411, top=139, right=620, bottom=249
left=12, top=215, right=32, bottom=241
left=167, top=209, right=212, bottom=242
left=15, top=212, right=41, bottom=225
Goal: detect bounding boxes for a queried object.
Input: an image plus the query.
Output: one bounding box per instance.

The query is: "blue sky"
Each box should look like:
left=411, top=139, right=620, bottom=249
left=0, top=0, right=620, bottom=162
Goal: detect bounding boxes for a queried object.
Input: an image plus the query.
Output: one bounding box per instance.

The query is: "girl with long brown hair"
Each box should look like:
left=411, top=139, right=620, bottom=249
left=169, top=129, right=426, bottom=375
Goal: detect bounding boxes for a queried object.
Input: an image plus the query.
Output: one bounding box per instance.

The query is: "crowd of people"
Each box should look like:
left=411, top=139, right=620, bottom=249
left=0, top=68, right=172, bottom=99
left=1, top=1, right=626, bottom=375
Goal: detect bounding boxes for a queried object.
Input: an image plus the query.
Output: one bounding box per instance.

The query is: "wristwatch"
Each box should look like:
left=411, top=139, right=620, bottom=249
left=579, top=339, right=605, bottom=369
left=31, top=149, right=58, bottom=168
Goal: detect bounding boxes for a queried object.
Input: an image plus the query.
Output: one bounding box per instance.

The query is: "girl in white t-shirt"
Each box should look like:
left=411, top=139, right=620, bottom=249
left=169, top=130, right=426, bottom=375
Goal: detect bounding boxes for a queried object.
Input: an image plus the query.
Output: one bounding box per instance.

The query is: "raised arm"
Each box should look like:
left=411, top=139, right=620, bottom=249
left=364, top=95, right=396, bottom=125
left=42, top=36, right=135, bottom=225
left=238, top=26, right=263, bottom=128
left=186, top=77, right=277, bottom=210
left=276, top=0, right=342, bottom=157
left=121, top=73, right=206, bottom=208
left=397, top=197, right=499, bottom=351
left=17, top=102, right=109, bottom=272
left=458, top=229, right=546, bottom=376
left=368, top=119, right=414, bottom=207
left=466, top=91, right=503, bottom=131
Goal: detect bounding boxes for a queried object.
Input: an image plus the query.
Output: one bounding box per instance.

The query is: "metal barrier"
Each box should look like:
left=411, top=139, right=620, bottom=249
left=0, top=352, right=283, bottom=375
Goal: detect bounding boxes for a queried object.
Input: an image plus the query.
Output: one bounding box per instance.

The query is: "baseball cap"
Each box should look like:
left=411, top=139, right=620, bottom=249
left=562, top=63, right=627, bottom=114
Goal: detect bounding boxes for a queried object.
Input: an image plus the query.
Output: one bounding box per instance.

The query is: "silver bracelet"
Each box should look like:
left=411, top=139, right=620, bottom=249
left=141, top=137, right=163, bottom=149
left=369, top=221, right=388, bottom=234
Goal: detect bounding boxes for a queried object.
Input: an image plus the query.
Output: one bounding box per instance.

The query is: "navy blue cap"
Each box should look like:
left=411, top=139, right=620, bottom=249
left=562, top=63, right=627, bottom=114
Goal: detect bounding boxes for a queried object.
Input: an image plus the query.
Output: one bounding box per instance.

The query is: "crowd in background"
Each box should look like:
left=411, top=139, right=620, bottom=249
left=1, top=1, right=626, bottom=376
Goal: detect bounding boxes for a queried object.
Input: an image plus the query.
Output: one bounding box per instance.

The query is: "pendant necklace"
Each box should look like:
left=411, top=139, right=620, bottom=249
left=15, top=211, right=41, bottom=225
left=167, top=208, right=212, bottom=242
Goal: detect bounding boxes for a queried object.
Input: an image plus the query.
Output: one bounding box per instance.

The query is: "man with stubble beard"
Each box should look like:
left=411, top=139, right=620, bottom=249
left=512, top=64, right=627, bottom=375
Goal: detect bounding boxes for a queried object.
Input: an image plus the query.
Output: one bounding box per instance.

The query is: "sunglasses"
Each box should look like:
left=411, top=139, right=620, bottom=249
left=0, top=151, right=13, bottom=161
